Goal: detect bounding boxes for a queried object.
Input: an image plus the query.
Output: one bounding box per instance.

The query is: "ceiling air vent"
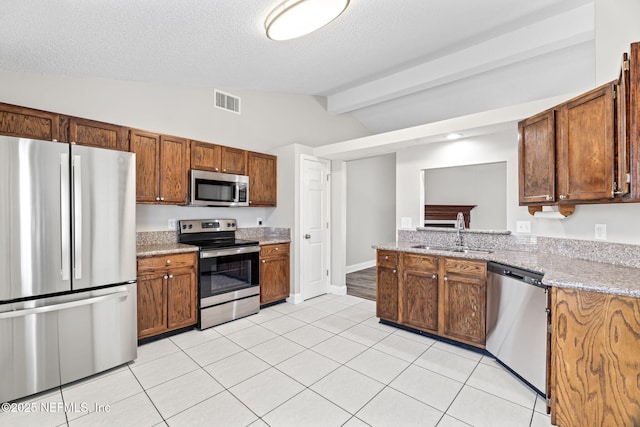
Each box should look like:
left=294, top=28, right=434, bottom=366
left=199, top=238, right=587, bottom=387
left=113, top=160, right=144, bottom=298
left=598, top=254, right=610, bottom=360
left=214, top=90, right=241, bottom=114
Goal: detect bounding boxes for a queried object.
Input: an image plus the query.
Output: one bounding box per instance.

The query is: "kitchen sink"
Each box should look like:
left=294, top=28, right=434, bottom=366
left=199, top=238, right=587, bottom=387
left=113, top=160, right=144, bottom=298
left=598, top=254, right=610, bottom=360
left=411, top=244, right=493, bottom=254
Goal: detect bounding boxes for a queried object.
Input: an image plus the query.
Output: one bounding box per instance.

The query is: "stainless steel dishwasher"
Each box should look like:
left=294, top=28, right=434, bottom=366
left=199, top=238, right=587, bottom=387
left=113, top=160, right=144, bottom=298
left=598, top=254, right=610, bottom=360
left=486, top=262, right=547, bottom=396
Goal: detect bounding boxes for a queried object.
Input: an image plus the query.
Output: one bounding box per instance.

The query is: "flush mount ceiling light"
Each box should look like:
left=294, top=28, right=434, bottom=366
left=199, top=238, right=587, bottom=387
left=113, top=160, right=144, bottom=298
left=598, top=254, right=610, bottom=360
left=446, top=133, right=463, bottom=140
left=265, top=0, right=350, bottom=41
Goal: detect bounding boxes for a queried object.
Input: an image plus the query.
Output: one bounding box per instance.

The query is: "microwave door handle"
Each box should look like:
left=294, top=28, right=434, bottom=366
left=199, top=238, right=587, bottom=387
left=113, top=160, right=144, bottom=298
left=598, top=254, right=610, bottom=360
left=235, top=183, right=240, bottom=203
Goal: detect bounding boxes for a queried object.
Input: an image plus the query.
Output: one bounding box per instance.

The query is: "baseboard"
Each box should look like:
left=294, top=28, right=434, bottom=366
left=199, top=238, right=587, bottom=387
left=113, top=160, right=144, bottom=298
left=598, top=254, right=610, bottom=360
left=346, top=260, right=376, bottom=274
left=328, top=284, right=347, bottom=295
left=286, top=293, right=304, bottom=304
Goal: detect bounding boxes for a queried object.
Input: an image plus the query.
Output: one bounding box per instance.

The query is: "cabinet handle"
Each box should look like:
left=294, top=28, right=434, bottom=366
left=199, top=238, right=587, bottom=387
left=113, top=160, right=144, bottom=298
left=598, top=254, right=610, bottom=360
left=166, top=259, right=171, bottom=264
left=392, top=269, right=397, bottom=273
left=559, top=194, right=566, bottom=200
left=545, top=195, right=552, bottom=201
left=384, top=256, right=389, bottom=260
left=432, top=274, right=437, bottom=279
left=168, top=274, right=173, bottom=279
left=163, top=275, right=168, bottom=280
left=223, top=168, right=227, bottom=172
left=160, top=196, right=165, bottom=201
left=156, top=197, right=161, bottom=201
left=215, top=168, right=219, bottom=172
left=275, top=247, right=279, bottom=251
left=444, top=276, right=448, bottom=281
left=262, top=260, right=266, bottom=263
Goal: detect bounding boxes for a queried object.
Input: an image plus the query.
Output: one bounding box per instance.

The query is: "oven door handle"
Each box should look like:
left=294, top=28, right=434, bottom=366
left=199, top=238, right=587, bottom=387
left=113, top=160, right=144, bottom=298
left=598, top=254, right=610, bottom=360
left=200, top=246, right=261, bottom=258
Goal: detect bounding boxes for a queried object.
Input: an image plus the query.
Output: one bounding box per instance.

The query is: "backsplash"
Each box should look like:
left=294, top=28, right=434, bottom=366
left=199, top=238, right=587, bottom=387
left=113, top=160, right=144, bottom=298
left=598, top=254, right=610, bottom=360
left=136, top=227, right=291, bottom=246
left=398, top=229, right=537, bottom=252
left=236, top=227, right=291, bottom=241
left=399, top=229, right=640, bottom=268
left=136, top=231, right=177, bottom=246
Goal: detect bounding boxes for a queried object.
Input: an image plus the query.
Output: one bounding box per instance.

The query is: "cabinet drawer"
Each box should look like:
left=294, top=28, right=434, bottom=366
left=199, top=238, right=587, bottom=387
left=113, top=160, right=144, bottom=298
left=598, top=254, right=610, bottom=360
left=260, top=243, right=290, bottom=257
left=444, top=258, right=486, bottom=277
left=377, top=250, right=398, bottom=268
left=401, top=253, right=438, bottom=271
left=137, top=252, right=197, bottom=272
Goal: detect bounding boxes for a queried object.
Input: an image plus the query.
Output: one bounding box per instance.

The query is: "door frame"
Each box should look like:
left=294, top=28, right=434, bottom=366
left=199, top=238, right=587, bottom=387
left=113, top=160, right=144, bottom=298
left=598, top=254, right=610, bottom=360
left=299, top=154, right=331, bottom=301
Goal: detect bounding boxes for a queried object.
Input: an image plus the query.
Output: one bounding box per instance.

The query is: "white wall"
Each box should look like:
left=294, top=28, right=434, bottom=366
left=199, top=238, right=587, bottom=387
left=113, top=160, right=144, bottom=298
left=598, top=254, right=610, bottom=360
left=0, top=71, right=370, bottom=233
left=595, top=0, right=640, bottom=85
left=397, top=131, right=519, bottom=234
left=397, top=129, right=640, bottom=244
left=346, top=154, right=396, bottom=270
left=424, top=162, right=507, bottom=230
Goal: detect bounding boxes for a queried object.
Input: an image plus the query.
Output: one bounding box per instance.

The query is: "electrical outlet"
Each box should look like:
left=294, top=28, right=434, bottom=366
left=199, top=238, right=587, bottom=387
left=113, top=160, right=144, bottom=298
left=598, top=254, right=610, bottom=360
left=257, top=217, right=263, bottom=226
left=595, top=224, right=606, bottom=240
left=168, top=219, right=176, bottom=230
left=400, top=217, right=412, bottom=228
left=516, top=221, right=531, bottom=233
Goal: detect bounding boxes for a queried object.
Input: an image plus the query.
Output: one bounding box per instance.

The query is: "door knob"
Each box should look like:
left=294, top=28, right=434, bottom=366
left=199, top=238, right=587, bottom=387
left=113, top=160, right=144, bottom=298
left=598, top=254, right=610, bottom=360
left=304, top=234, right=311, bottom=239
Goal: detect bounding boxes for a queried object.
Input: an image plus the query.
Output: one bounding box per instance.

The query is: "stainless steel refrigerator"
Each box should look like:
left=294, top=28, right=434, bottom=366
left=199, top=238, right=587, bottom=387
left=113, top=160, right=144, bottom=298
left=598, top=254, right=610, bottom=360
left=0, top=136, right=137, bottom=403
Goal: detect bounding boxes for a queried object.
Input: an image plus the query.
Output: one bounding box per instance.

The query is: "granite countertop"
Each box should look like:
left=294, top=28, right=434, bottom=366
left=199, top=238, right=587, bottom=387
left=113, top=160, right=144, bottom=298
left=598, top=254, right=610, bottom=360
left=136, top=243, right=199, bottom=257
left=375, top=241, right=640, bottom=298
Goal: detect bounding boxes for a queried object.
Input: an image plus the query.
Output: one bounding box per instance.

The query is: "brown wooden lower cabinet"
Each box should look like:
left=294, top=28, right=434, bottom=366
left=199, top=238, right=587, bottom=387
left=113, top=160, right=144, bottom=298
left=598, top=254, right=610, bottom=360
left=260, top=243, right=290, bottom=305
left=550, top=287, right=640, bottom=427
left=136, top=252, right=198, bottom=340
left=377, top=250, right=487, bottom=348
left=401, top=253, right=439, bottom=332
left=376, top=250, right=399, bottom=322
left=441, top=258, right=487, bottom=346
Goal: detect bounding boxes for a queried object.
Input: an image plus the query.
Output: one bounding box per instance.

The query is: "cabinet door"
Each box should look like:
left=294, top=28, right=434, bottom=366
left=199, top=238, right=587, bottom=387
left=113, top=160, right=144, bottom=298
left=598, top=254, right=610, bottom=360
left=69, top=117, right=129, bottom=151
left=557, top=83, right=615, bottom=202
left=403, top=269, right=439, bottom=332
left=0, top=103, right=61, bottom=141
left=376, top=266, right=398, bottom=322
left=166, top=268, right=197, bottom=330
left=220, top=146, right=246, bottom=174
left=130, top=129, right=160, bottom=203
left=159, top=135, right=188, bottom=204
left=551, top=288, right=640, bottom=427
left=442, top=273, right=486, bottom=345
left=190, top=140, right=221, bottom=172
left=137, top=272, right=167, bottom=339
left=518, top=109, right=556, bottom=204
left=247, top=151, right=277, bottom=207
left=260, top=255, right=290, bottom=304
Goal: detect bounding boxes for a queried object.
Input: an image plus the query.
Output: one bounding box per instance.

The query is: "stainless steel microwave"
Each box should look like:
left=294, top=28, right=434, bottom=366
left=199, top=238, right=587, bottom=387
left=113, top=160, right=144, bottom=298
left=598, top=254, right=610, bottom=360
left=190, top=170, right=249, bottom=207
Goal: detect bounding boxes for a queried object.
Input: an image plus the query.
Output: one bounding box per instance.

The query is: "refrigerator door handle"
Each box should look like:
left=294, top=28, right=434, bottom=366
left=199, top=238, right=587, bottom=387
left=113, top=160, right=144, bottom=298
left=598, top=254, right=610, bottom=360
left=60, top=153, right=71, bottom=281
left=0, top=287, right=130, bottom=320
left=73, top=154, right=82, bottom=280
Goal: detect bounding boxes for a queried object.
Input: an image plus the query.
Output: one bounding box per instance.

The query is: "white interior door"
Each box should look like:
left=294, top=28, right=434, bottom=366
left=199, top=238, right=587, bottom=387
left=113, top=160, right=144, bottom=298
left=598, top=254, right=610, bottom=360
left=301, top=155, right=330, bottom=300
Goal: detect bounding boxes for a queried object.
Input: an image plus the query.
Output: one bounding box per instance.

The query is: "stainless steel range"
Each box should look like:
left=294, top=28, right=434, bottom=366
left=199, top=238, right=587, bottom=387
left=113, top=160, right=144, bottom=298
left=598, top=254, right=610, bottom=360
left=178, top=219, right=260, bottom=329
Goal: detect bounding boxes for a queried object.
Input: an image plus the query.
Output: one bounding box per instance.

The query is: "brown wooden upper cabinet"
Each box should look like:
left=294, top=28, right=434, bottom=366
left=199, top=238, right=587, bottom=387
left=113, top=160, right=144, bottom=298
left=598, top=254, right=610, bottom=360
left=190, top=140, right=246, bottom=175
left=519, top=81, right=624, bottom=206
left=68, top=117, right=129, bottom=151
left=518, top=109, right=556, bottom=204
left=247, top=151, right=277, bottom=207
left=0, top=102, right=62, bottom=142
left=130, top=129, right=189, bottom=204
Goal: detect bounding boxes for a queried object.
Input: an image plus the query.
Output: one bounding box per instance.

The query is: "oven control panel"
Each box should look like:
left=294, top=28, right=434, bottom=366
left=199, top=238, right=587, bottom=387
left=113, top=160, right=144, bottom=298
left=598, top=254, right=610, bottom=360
left=178, top=219, right=237, bottom=234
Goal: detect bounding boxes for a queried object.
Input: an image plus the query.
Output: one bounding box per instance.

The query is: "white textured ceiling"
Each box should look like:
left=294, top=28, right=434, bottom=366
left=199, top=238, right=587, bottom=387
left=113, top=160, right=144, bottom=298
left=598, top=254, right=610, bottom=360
left=0, top=0, right=595, bottom=134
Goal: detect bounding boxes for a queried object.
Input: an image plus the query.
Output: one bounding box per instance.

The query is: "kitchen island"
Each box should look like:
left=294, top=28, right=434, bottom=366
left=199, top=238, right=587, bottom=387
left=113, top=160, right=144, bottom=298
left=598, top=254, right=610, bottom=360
left=374, top=229, right=640, bottom=427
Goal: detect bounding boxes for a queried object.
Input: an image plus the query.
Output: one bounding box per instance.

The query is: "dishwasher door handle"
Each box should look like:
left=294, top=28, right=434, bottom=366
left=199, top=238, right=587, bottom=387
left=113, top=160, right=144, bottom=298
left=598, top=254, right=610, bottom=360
left=503, top=270, right=525, bottom=281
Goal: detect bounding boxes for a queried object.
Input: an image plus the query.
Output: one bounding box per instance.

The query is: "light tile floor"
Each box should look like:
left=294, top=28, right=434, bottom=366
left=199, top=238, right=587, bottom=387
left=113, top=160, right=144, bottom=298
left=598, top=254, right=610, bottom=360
left=1, top=294, right=553, bottom=427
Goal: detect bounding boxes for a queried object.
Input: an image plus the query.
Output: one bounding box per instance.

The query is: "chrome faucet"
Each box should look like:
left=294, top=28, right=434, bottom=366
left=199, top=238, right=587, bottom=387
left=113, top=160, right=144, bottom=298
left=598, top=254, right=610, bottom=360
left=454, top=212, right=465, bottom=248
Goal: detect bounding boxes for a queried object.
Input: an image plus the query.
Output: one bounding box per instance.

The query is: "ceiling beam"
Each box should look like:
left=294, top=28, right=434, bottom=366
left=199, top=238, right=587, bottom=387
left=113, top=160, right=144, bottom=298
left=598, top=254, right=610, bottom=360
left=327, top=4, right=594, bottom=114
